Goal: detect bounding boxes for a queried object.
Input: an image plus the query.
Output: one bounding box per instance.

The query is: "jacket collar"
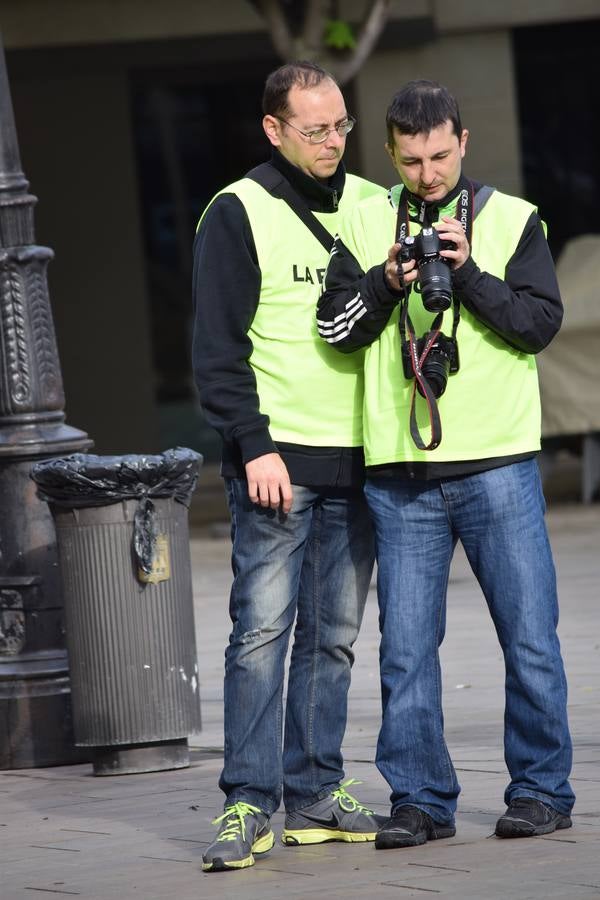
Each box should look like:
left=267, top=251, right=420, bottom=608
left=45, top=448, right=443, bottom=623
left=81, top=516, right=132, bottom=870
left=389, top=173, right=472, bottom=224
left=270, top=149, right=346, bottom=213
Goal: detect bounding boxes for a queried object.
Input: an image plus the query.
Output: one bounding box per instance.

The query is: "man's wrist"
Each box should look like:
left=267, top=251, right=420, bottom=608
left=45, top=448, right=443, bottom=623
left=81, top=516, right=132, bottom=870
left=238, top=428, right=277, bottom=466
left=451, top=255, right=478, bottom=289
left=370, top=263, right=403, bottom=304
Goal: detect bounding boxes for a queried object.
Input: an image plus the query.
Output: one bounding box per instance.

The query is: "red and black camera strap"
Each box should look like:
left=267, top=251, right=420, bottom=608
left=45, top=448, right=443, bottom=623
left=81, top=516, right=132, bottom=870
left=394, top=181, right=475, bottom=451
left=399, top=301, right=461, bottom=451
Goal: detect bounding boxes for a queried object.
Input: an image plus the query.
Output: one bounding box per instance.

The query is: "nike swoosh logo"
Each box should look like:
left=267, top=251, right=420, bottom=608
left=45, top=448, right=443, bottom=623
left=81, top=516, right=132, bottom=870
left=300, top=811, right=340, bottom=828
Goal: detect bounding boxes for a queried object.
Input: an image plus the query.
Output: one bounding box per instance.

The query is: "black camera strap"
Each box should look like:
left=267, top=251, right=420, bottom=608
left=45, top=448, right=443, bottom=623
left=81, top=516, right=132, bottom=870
left=394, top=179, right=476, bottom=245
left=246, top=163, right=334, bottom=252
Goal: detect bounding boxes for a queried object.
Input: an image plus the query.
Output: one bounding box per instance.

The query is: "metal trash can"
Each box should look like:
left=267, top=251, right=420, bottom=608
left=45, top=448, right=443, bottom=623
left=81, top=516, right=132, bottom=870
left=30, top=448, right=202, bottom=775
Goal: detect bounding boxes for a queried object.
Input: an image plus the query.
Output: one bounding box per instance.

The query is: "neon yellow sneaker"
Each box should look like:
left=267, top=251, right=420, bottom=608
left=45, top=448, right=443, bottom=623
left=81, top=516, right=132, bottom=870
left=202, top=801, right=274, bottom=872
left=282, top=779, right=386, bottom=845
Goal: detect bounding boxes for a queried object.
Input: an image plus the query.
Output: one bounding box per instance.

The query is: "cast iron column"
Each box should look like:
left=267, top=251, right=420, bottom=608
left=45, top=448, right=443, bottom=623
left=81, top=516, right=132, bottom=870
left=0, top=36, right=92, bottom=767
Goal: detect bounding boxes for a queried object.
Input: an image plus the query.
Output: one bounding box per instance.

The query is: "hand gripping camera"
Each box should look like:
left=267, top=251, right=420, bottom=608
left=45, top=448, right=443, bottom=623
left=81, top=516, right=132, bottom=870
left=398, top=227, right=455, bottom=313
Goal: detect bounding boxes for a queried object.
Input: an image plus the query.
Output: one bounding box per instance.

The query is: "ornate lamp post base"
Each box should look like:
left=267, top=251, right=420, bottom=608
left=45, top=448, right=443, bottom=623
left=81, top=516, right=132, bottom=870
left=0, top=40, right=92, bottom=767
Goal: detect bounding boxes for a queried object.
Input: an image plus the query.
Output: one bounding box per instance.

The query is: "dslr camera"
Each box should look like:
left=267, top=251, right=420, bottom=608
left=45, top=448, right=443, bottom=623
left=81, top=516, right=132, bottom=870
left=398, top=227, right=455, bottom=313
left=401, top=331, right=459, bottom=399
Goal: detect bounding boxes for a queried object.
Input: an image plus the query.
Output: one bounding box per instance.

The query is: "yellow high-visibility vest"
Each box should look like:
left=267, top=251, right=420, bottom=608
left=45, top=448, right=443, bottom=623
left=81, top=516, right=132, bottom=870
left=202, top=173, right=384, bottom=447
left=336, top=187, right=542, bottom=464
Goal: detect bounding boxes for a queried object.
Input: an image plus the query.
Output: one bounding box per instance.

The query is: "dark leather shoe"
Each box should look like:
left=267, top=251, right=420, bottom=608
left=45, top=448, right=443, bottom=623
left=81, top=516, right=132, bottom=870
left=495, top=797, right=572, bottom=838
left=375, top=804, right=456, bottom=850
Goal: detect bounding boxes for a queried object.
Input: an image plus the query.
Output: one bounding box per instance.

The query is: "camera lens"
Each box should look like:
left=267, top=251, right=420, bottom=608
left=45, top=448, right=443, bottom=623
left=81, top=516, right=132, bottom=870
left=418, top=259, right=453, bottom=312
left=418, top=339, right=452, bottom=399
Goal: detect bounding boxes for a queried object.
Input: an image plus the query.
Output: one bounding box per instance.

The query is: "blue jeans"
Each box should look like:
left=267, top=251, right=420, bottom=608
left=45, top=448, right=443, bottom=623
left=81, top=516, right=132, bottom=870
left=365, top=459, right=574, bottom=824
left=220, top=478, right=374, bottom=815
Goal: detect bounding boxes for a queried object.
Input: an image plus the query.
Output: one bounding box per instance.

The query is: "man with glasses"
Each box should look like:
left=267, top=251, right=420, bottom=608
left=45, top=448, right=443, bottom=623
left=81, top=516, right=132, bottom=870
left=192, top=61, right=385, bottom=873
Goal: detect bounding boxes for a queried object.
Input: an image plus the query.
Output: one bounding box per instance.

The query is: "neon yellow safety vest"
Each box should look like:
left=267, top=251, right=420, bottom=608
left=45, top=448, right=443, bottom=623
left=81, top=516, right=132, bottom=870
left=337, top=187, right=542, bottom=465
left=208, top=174, right=384, bottom=448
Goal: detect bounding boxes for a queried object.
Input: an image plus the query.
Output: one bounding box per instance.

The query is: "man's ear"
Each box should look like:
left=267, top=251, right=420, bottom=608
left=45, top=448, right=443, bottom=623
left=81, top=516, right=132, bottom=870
left=263, top=115, right=281, bottom=148
left=384, top=142, right=396, bottom=169
left=459, top=128, right=469, bottom=159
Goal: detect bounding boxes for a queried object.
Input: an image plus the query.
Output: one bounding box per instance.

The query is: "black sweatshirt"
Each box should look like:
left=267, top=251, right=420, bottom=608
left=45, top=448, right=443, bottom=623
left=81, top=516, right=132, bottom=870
left=316, top=176, right=563, bottom=479
left=192, top=150, right=367, bottom=488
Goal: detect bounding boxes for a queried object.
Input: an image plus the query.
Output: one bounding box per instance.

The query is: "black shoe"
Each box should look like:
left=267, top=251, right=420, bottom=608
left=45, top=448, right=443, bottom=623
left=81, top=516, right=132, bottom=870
left=495, top=797, right=572, bottom=838
left=375, top=805, right=456, bottom=850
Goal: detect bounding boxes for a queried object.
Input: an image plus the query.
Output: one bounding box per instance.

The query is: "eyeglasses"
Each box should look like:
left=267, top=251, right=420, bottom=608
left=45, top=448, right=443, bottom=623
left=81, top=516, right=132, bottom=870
left=275, top=115, right=356, bottom=144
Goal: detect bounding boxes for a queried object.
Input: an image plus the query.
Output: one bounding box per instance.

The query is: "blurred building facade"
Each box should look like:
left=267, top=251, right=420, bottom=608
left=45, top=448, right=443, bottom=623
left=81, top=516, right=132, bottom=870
left=1, top=0, right=598, bottom=460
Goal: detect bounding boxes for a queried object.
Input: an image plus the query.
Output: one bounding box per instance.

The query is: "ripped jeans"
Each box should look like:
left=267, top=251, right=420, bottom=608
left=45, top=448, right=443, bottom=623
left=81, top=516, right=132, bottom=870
left=219, top=478, right=374, bottom=815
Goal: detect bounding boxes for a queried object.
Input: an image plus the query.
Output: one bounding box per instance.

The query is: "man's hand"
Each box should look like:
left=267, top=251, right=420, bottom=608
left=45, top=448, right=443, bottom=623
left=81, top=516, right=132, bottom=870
left=435, top=216, right=471, bottom=270
left=245, top=453, right=293, bottom=515
left=384, top=242, right=417, bottom=292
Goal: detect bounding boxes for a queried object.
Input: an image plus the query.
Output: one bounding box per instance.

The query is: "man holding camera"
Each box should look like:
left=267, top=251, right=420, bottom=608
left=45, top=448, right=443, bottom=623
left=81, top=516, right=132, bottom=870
left=317, top=80, right=574, bottom=848
left=192, top=61, right=386, bottom=873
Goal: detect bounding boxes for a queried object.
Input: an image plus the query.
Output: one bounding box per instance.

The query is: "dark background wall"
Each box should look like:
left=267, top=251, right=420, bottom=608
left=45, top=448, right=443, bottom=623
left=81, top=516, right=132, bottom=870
left=513, top=18, right=600, bottom=258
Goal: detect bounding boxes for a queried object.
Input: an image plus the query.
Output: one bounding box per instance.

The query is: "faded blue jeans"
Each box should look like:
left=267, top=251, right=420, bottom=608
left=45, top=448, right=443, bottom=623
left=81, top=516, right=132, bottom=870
left=365, top=459, right=575, bottom=824
left=220, top=478, right=374, bottom=815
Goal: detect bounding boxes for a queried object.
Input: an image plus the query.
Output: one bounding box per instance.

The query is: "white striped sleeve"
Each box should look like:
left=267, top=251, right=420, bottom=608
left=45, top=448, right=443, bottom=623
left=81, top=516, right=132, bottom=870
left=317, top=291, right=368, bottom=343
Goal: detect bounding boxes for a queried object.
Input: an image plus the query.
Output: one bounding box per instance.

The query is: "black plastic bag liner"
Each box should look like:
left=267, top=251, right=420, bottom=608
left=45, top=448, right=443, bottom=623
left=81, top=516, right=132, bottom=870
left=31, top=448, right=202, bottom=575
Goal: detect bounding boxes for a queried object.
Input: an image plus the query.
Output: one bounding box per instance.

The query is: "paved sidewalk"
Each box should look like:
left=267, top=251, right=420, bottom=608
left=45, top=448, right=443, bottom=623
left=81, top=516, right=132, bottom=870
left=1, top=503, right=599, bottom=899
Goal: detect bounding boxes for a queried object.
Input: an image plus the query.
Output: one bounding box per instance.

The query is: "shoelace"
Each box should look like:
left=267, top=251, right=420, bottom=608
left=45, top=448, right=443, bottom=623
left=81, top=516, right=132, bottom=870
left=332, top=778, right=376, bottom=815
left=211, top=801, right=262, bottom=843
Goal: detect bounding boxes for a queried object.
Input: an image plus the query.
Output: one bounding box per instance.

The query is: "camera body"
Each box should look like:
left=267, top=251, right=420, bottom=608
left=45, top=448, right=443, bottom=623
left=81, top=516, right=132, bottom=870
left=401, top=331, right=459, bottom=399
left=398, top=227, right=455, bottom=313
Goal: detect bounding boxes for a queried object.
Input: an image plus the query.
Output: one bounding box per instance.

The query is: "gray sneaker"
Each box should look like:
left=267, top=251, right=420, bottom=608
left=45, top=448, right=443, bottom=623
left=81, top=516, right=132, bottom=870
left=282, top=779, right=386, bottom=845
left=202, top=801, right=274, bottom=872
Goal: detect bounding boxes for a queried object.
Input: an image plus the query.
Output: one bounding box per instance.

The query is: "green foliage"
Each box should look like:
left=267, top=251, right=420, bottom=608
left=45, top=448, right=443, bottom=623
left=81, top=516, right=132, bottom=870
left=324, top=18, right=357, bottom=51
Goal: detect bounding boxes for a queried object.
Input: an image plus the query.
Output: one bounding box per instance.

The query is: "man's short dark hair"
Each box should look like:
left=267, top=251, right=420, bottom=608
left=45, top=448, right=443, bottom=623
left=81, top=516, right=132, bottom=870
left=262, top=61, right=337, bottom=119
left=386, top=80, right=462, bottom=144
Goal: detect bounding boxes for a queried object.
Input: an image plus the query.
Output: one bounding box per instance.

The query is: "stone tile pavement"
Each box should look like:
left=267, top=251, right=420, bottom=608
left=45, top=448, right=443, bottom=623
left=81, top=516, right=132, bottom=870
left=1, top=502, right=599, bottom=899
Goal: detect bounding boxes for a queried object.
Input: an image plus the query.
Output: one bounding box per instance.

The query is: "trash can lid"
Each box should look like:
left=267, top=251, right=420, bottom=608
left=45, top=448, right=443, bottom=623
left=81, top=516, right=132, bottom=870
left=30, top=447, right=202, bottom=508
